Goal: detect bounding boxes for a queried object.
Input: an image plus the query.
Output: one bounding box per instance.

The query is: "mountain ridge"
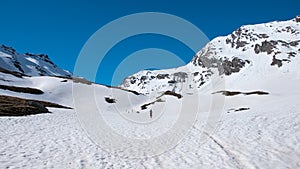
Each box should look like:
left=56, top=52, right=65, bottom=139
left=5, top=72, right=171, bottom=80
left=120, top=16, right=300, bottom=95
left=0, top=44, right=71, bottom=77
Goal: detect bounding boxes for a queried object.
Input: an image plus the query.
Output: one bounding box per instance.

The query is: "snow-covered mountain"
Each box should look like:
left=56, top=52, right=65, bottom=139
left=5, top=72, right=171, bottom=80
left=0, top=45, right=71, bottom=77
left=0, top=17, right=299, bottom=168
left=121, top=17, right=300, bottom=95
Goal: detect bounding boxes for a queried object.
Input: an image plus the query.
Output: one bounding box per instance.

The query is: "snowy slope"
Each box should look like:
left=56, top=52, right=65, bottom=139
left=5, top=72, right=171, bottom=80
left=0, top=67, right=299, bottom=168
left=0, top=17, right=300, bottom=169
left=0, top=45, right=71, bottom=77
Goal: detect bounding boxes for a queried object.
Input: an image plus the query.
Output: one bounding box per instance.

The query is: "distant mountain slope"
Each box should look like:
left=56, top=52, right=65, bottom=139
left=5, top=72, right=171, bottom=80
left=121, top=16, right=300, bottom=94
left=0, top=45, right=71, bottom=77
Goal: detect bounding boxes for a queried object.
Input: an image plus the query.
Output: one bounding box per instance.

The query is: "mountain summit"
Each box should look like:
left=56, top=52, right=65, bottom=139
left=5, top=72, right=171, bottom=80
left=0, top=45, right=71, bottom=77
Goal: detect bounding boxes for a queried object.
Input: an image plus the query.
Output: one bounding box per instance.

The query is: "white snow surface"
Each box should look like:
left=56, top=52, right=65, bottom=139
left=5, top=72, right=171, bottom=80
left=0, top=18, right=300, bottom=168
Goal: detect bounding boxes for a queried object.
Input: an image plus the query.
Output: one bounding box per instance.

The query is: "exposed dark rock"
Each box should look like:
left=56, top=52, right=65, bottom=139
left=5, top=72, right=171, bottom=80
left=141, top=102, right=152, bottom=110
left=163, top=91, right=182, bottom=99
left=278, top=40, right=289, bottom=47
left=222, top=57, right=247, bottom=75
left=193, top=72, right=199, bottom=76
left=173, top=72, right=188, bottom=82
left=0, top=95, right=72, bottom=116
left=235, top=40, right=248, bottom=49
left=214, top=91, right=241, bottom=96
left=130, top=79, right=136, bottom=84
left=36, top=65, right=47, bottom=76
left=226, top=38, right=231, bottom=44
left=289, top=40, right=300, bottom=47
left=245, top=91, right=270, bottom=95
left=149, top=76, right=154, bottom=80
left=258, top=34, right=269, bottom=38
left=156, top=74, right=169, bottom=79
left=0, top=67, right=25, bottom=78
left=213, top=90, right=269, bottom=96
left=235, top=107, right=250, bottom=112
left=194, top=53, right=248, bottom=76
left=271, top=56, right=283, bottom=67
left=125, top=76, right=137, bottom=84
left=140, top=76, right=147, bottom=81
left=284, top=26, right=296, bottom=34
left=168, top=80, right=176, bottom=84
left=296, top=16, right=300, bottom=22
left=72, top=77, right=93, bottom=85
left=254, top=40, right=277, bottom=54
left=105, top=97, right=116, bottom=103
left=279, top=40, right=300, bottom=47
left=0, top=45, right=16, bottom=55
left=199, top=81, right=205, bottom=87
left=0, top=84, right=44, bottom=94
left=227, top=107, right=250, bottom=113
left=287, top=52, right=297, bottom=57
left=226, top=27, right=251, bottom=49
left=27, top=101, right=48, bottom=113
left=13, top=61, right=25, bottom=73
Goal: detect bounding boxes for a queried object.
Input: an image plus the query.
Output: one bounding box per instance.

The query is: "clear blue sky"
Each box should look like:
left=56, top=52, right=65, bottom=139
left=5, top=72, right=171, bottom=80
left=0, top=0, right=299, bottom=85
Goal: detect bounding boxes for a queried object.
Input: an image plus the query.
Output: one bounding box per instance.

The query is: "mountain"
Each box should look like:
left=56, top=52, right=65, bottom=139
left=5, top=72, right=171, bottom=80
left=0, top=45, right=71, bottom=77
left=0, top=44, right=73, bottom=116
left=121, top=17, right=300, bottom=95
left=0, top=17, right=299, bottom=168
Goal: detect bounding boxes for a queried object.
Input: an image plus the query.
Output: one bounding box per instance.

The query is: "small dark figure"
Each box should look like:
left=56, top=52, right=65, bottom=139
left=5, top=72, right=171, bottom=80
left=150, top=109, right=153, bottom=118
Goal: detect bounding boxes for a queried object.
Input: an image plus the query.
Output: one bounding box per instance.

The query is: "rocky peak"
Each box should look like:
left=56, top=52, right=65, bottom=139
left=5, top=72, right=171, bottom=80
left=0, top=45, right=71, bottom=77
left=121, top=17, right=300, bottom=95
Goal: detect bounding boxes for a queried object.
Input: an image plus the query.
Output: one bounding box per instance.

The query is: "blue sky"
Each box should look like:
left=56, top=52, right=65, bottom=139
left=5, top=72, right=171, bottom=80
left=0, top=0, right=299, bottom=85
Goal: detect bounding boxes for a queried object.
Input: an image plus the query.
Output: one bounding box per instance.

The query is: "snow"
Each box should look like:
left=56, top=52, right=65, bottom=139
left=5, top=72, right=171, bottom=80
left=0, top=66, right=299, bottom=168
left=0, top=51, right=12, bottom=58
left=0, top=18, right=299, bottom=168
left=25, top=57, right=39, bottom=65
